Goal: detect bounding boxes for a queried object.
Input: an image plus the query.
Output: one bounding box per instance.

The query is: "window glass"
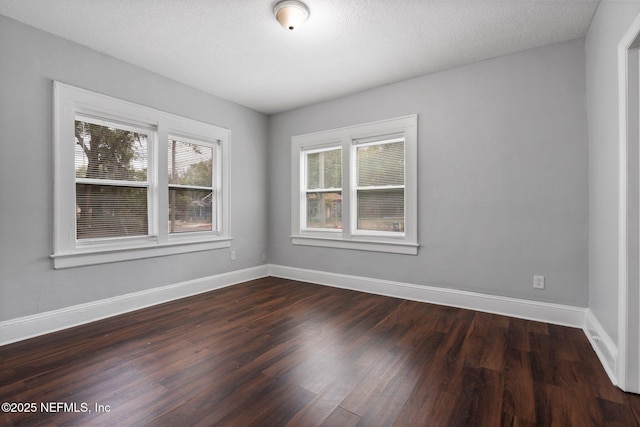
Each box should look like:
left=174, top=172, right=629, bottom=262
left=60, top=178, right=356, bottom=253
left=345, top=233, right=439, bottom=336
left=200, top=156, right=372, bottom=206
left=168, top=138, right=215, bottom=234
left=53, top=82, right=232, bottom=268
left=290, top=114, right=417, bottom=255
left=76, top=184, right=148, bottom=239
left=356, top=188, right=404, bottom=232
left=356, top=140, right=404, bottom=187
left=74, top=119, right=149, bottom=240
left=304, top=148, right=342, bottom=230
left=356, top=139, right=405, bottom=232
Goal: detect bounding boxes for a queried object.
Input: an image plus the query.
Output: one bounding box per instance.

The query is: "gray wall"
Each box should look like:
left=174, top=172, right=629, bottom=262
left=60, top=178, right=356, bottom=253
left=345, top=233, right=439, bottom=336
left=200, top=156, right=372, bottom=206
left=586, top=1, right=640, bottom=344
left=0, top=16, right=268, bottom=321
left=0, top=13, right=592, bottom=324
left=269, top=38, right=589, bottom=307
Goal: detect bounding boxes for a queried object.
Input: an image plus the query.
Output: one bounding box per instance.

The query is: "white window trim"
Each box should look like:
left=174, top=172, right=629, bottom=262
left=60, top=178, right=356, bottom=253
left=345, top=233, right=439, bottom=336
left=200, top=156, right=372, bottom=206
left=291, top=115, right=418, bottom=255
left=301, top=145, right=343, bottom=233
left=167, top=134, right=221, bottom=240
left=52, top=82, right=231, bottom=269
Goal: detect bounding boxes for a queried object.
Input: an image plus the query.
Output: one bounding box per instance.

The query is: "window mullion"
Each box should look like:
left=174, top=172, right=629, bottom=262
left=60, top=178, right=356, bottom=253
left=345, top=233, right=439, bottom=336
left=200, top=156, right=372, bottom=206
left=299, top=148, right=307, bottom=234
left=214, top=142, right=222, bottom=233
left=355, top=184, right=405, bottom=191
left=291, top=114, right=417, bottom=255
left=169, top=184, right=214, bottom=191
left=305, top=187, right=342, bottom=193
left=343, top=137, right=353, bottom=239
left=53, top=82, right=231, bottom=269
left=155, top=125, right=168, bottom=242
left=75, top=178, right=150, bottom=188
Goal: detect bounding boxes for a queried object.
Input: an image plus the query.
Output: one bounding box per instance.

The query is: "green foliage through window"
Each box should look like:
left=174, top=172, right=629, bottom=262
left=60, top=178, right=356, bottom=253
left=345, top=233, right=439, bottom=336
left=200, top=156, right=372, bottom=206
left=168, top=139, right=215, bottom=233
left=305, top=148, right=342, bottom=229
left=74, top=120, right=149, bottom=239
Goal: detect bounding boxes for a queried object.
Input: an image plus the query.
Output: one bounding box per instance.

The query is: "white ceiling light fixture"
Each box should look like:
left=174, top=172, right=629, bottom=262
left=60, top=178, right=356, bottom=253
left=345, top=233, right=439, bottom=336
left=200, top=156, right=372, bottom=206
left=273, top=0, right=310, bottom=31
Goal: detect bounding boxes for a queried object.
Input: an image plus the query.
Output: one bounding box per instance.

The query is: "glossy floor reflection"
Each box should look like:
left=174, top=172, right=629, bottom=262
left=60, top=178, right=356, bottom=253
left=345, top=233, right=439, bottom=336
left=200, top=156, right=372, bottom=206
left=1, top=277, right=639, bottom=426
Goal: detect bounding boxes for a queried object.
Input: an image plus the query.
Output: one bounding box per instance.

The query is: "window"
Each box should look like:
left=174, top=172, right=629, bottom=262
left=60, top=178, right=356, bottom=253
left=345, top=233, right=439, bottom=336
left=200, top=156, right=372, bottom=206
left=53, top=82, right=231, bottom=268
left=75, top=117, right=152, bottom=240
left=355, top=137, right=405, bottom=234
left=168, top=137, right=216, bottom=234
left=292, top=115, right=418, bottom=254
left=304, top=147, right=342, bottom=230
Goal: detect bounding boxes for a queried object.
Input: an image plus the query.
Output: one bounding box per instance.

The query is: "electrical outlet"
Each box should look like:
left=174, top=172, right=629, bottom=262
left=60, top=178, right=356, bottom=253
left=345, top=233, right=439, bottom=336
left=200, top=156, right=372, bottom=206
left=533, top=275, right=545, bottom=289
left=230, top=250, right=236, bottom=261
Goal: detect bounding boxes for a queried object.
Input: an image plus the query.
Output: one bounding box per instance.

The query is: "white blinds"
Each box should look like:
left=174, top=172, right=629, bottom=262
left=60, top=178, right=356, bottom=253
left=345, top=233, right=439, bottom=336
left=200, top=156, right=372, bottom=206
left=356, top=138, right=404, bottom=187
left=74, top=118, right=149, bottom=240
left=168, top=138, right=215, bottom=233
left=356, top=138, right=405, bottom=232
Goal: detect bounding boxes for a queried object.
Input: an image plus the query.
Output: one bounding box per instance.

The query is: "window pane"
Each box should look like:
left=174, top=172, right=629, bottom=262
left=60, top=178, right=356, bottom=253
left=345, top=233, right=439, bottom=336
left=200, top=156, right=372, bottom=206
left=169, top=188, right=213, bottom=233
left=357, top=188, right=404, bottom=232
left=357, top=140, right=404, bottom=187
left=168, top=139, right=214, bottom=187
left=306, top=149, right=341, bottom=190
left=75, top=120, right=148, bottom=181
left=76, top=184, right=148, bottom=239
left=306, top=192, right=342, bottom=229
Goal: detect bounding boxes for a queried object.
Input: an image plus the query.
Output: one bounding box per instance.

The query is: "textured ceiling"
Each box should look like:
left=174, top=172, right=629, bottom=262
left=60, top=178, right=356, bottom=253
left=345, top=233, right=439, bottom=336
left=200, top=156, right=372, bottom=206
left=0, top=0, right=599, bottom=114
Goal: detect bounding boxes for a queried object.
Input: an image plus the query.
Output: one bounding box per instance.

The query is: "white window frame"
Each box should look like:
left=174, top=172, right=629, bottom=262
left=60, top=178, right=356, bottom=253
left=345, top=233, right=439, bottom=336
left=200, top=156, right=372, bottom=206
left=74, top=113, right=155, bottom=243
left=302, top=145, right=343, bottom=234
left=167, top=134, right=220, bottom=236
left=291, top=115, right=418, bottom=255
left=52, top=82, right=231, bottom=269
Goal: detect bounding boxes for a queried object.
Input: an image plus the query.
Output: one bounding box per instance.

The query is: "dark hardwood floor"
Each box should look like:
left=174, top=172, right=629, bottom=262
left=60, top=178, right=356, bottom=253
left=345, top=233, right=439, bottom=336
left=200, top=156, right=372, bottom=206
left=1, top=277, right=639, bottom=426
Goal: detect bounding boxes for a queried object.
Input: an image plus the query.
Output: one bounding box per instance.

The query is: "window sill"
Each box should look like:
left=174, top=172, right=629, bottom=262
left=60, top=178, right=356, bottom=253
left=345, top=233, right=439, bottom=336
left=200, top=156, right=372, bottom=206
left=291, top=235, right=418, bottom=255
left=51, top=237, right=232, bottom=269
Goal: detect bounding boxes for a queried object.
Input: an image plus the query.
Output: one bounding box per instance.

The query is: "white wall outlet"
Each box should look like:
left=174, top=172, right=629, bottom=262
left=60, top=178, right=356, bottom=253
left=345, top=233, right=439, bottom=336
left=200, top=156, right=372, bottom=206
left=533, top=275, right=545, bottom=289
left=230, top=250, right=236, bottom=261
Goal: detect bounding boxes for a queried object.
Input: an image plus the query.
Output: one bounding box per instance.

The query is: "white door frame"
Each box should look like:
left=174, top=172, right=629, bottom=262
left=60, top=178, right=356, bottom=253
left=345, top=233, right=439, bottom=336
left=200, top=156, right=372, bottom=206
left=617, top=12, right=640, bottom=394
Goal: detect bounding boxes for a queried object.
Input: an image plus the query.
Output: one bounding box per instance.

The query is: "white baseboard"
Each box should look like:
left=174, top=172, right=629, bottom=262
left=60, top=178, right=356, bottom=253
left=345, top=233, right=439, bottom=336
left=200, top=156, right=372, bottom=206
left=1, top=263, right=618, bottom=391
left=0, top=263, right=595, bottom=358
left=0, top=265, right=270, bottom=346
left=268, top=264, right=586, bottom=328
left=584, top=308, right=618, bottom=385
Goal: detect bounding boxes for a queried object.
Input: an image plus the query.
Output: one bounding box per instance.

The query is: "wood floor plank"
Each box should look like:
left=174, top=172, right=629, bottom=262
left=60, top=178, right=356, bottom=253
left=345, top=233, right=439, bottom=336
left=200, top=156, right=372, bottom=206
left=448, top=367, right=505, bottom=427
left=319, top=406, right=361, bottom=427
left=339, top=345, right=416, bottom=418
left=629, top=394, right=640, bottom=425
left=500, top=412, right=537, bottom=427
left=283, top=363, right=371, bottom=426
left=594, top=397, right=635, bottom=427
left=507, top=317, right=531, bottom=352
left=479, top=315, right=509, bottom=371
left=502, top=348, right=536, bottom=422
left=1, top=277, right=639, bottom=426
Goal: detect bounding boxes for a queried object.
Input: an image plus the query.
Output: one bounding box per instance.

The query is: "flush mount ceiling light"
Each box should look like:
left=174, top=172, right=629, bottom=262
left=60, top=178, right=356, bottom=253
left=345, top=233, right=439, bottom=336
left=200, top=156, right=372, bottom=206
left=273, top=0, right=310, bottom=31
